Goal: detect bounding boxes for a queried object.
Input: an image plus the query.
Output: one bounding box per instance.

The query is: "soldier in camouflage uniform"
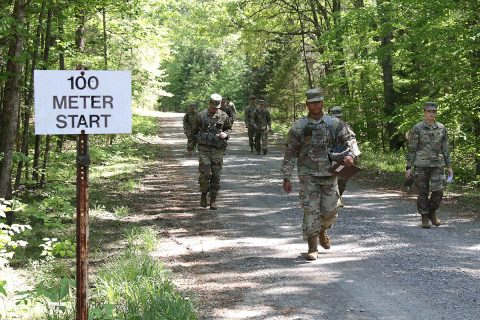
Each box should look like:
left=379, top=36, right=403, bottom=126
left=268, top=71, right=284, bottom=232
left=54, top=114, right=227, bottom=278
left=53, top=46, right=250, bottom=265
left=192, top=93, right=232, bottom=210
left=251, top=99, right=272, bottom=155
left=244, top=96, right=257, bottom=152
left=330, top=106, right=361, bottom=204
left=183, top=103, right=198, bottom=156
left=405, top=102, right=453, bottom=228
left=222, top=97, right=237, bottom=125
left=282, top=88, right=355, bottom=261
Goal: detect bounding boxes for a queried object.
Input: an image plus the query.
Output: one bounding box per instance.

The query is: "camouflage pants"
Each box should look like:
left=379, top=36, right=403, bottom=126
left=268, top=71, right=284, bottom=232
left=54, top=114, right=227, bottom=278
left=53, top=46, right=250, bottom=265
left=247, top=125, right=256, bottom=147
left=414, top=166, right=445, bottom=215
left=198, top=146, right=224, bottom=197
left=254, top=128, right=268, bottom=151
left=299, top=175, right=341, bottom=240
left=185, top=133, right=197, bottom=152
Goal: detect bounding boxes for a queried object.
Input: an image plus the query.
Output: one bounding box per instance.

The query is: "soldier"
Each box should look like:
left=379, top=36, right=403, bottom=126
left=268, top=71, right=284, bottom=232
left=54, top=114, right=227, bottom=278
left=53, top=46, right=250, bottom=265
left=183, top=103, right=198, bottom=156
left=220, top=98, right=236, bottom=127
left=225, top=97, right=237, bottom=125
left=405, top=102, right=453, bottom=228
left=282, top=88, right=356, bottom=261
left=244, top=95, right=257, bottom=152
left=251, top=99, right=272, bottom=155
left=192, top=93, right=232, bottom=210
left=330, top=106, right=361, bottom=204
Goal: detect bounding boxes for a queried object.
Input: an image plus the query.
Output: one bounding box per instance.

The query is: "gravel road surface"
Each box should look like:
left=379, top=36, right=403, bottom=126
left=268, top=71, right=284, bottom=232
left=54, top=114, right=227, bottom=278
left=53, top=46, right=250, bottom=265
left=138, top=112, right=480, bottom=320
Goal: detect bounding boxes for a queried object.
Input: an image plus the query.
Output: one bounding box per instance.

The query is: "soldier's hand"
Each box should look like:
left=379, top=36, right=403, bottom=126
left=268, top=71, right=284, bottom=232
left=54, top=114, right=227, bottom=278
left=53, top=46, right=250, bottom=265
left=343, top=156, right=354, bottom=167
left=405, top=169, right=413, bottom=179
left=217, top=132, right=227, bottom=139
left=283, top=180, right=292, bottom=193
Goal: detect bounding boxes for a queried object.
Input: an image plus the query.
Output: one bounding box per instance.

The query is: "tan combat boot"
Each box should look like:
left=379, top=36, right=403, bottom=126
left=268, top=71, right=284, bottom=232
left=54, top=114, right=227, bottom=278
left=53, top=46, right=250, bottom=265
left=421, top=214, right=430, bottom=228
left=429, top=211, right=442, bottom=226
left=210, top=196, right=218, bottom=210
left=200, top=193, right=208, bottom=208
left=306, top=236, right=318, bottom=261
left=319, top=228, right=331, bottom=249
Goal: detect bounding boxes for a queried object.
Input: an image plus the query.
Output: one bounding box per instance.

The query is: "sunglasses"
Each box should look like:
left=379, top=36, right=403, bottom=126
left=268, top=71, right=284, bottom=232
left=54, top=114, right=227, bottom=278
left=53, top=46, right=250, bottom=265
left=425, top=110, right=437, bottom=113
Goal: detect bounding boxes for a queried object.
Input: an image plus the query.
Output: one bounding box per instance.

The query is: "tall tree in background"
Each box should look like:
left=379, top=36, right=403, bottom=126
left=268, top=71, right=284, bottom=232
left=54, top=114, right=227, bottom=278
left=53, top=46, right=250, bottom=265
left=0, top=0, right=26, bottom=198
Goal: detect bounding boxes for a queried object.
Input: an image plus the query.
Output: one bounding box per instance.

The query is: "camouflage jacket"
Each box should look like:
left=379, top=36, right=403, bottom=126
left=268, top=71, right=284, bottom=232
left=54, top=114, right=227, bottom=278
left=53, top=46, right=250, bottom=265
left=406, top=120, right=451, bottom=168
left=282, top=115, right=355, bottom=179
left=244, top=104, right=256, bottom=126
left=183, top=110, right=197, bottom=134
left=251, top=108, right=271, bottom=130
left=345, top=122, right=361, bottom=157
left=192, top=109, right=232, bottom=149
left=220, top=104, right=236, bottom=124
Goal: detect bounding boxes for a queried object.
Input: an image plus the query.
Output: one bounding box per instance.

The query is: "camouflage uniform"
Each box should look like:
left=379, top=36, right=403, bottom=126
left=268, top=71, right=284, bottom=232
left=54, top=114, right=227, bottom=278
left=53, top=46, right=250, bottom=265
left=244, top=102, right=257, bottom=150
left=330, top=106, right=361, bottom=196
left=282, top=114, right=354, bottom=240
left=406, top=119, right=451, bottom=216
left=192, top=108, right=231, bottom=198
left=251, top=103, right=271, bottom=154
left=224, top=100, right=237, bottom=125
left=183, top=108, right=198, bottom=152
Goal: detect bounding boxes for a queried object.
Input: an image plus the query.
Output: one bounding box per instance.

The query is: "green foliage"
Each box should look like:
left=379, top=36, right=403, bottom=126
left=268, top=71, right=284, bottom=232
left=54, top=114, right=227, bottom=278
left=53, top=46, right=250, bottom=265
left=39, top=238, right=76, bottom=258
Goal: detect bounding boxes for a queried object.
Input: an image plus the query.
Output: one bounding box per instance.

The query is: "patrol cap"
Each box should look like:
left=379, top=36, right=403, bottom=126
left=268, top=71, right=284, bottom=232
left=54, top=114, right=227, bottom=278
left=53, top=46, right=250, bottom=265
left=210, top=93, right=222, bottom=108
left=330, top=106, right=343, bottom=117
left=189, top=102, right=198, bottom=109
left=424, top=102, right=437, bottom=111
left=250, top=95, right=256, bottom=100
left=306, top=88, right=324, bottom=102
left=258, top=99, right=266, bottom=104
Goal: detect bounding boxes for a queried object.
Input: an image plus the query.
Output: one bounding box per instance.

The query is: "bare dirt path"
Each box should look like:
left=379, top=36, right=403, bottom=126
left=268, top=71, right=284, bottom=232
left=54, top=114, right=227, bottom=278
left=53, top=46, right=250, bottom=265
left=137, top=112, right=480, bottom=320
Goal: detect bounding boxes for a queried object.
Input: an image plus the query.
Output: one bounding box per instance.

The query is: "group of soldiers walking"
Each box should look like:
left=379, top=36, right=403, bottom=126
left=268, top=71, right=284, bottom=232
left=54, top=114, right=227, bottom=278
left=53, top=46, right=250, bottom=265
left=182, top=88, right=452, bottom=260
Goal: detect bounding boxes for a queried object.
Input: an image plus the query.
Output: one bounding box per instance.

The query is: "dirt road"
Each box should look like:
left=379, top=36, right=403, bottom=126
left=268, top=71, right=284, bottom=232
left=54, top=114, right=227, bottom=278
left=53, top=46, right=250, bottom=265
left=137, top=112, right=480, bottom=320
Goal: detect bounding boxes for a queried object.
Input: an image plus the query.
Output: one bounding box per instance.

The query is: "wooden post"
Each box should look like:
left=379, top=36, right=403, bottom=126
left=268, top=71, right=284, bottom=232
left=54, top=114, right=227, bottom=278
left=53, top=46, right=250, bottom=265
left=76, top=130, right=89, bottom=320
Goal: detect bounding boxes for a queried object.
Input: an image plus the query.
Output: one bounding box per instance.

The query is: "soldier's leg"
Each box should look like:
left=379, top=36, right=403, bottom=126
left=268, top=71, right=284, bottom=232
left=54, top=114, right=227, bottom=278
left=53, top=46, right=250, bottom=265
left=248, top=126, right=255, bottom=150
left=319, top=176, right=340, bottom=229
left=198, top=150, right=212, bottom=194
left=428, top=167, right=445, bottom=226
left=254, top=130, right=262, bottom=153
left=262, top=129, right=268, bottom=154
left=414, top=167, right=431, bottom=215
left=299, top=176, right=322, bottom=241
left=299, top=175, right=322, bottom=260
left=209, top=149, right=224, bottom=198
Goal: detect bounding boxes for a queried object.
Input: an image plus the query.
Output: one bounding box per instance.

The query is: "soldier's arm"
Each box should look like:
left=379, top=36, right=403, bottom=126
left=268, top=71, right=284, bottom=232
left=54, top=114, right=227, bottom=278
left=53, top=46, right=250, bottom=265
left=281, top=129, right=300, bottom=180
left=336, top=122, right=355, bottom=159
left=442, top=128, right=452, bottom=168
left=267, top=110, right=272, bottom=127
left=183, top=114, right=188, bottom=130
left=406, top=127, right=419, bottom=168
left=191, top=113, right=201, bottom=136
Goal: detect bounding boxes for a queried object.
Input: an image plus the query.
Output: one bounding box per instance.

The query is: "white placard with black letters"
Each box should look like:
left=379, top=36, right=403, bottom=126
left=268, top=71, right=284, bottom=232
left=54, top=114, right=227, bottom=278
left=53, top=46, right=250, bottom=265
left=34, top=70, right=132, bottom=135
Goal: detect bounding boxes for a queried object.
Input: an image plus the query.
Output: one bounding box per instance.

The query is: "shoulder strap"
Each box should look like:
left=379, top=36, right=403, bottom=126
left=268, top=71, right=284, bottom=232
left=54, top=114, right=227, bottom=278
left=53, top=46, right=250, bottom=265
left=323, top=115, right=336, bottom=140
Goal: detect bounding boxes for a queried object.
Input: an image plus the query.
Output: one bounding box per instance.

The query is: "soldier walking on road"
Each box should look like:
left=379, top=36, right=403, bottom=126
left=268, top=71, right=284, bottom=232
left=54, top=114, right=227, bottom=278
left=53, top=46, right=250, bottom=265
left=405, top=102, right=453, bottom=228
left=244, top=96, right=257, bottom=152
left=330, top=106, right=361, bottom=205
left=282, top=88, right=356, bottom=261
left=224, top=97, right=237, bottom=125
left=192, top=94, right=232, bottom=210
left=252, top=99, right=272, bottom=155
left=183, top=103, right=198, bottom=156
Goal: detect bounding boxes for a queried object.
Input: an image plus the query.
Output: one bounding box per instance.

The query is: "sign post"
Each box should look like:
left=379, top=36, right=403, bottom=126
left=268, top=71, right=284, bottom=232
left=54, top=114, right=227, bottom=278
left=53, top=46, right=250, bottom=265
left=34, top=70, right=131, bottom=319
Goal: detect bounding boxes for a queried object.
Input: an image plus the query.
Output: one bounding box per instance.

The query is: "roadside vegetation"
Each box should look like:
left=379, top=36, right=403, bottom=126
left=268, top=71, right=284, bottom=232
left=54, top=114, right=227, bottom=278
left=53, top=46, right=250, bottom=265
left=1, top=115, right=197, bottom=319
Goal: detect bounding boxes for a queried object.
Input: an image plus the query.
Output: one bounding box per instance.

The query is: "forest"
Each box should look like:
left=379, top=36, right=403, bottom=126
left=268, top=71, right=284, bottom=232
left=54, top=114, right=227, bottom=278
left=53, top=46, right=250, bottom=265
left=0, top=0, right=479, bottom=319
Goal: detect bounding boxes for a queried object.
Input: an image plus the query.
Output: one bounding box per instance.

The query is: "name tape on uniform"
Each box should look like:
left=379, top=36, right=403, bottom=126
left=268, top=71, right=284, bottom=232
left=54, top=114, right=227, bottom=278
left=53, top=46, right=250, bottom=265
left=34, top=70, right=132, bottom=135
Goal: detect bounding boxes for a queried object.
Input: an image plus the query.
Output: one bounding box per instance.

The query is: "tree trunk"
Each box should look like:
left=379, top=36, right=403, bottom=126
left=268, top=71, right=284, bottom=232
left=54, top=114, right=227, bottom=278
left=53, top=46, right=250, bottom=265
left=15, top=0, right=46, bottom=188
left=377, top=0, right=398, bottom=150
left=39, top=4, right=53, bottom=188
left=56, top=7, right=66, bottom=152
left=0, top=0, right=26, bottom=199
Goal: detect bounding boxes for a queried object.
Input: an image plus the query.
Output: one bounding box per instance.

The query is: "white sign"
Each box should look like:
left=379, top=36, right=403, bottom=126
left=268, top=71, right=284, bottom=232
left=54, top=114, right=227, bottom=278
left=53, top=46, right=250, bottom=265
left=34, top=70, right=132, bottom=135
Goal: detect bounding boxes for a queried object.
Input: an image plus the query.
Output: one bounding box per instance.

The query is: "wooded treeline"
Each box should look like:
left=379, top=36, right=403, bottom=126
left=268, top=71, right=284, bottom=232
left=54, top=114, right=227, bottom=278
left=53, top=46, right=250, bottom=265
left=0, top=0, right=479, bottom=202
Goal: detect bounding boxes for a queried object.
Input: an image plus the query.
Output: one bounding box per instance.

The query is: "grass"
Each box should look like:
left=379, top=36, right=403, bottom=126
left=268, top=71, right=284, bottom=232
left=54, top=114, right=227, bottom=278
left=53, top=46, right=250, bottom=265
left=2, top=114, right=198, bottom=319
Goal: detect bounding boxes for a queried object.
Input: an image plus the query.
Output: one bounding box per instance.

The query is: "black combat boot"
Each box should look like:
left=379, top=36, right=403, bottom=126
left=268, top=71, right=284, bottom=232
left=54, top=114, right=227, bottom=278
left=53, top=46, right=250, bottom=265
left=250, top=145, right=254, bottom=152
left=306, top=236, right=318, bottom=260
left=263, top=149, right=267, bottom=155
left=200, top=193, right=208, bottom=208
left=210, top=196, right=218, bottom=210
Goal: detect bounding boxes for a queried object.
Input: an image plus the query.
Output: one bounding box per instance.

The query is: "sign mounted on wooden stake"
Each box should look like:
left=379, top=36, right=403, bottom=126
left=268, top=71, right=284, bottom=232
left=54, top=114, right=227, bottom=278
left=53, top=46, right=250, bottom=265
left=34, top=70, right=132, bottom=135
